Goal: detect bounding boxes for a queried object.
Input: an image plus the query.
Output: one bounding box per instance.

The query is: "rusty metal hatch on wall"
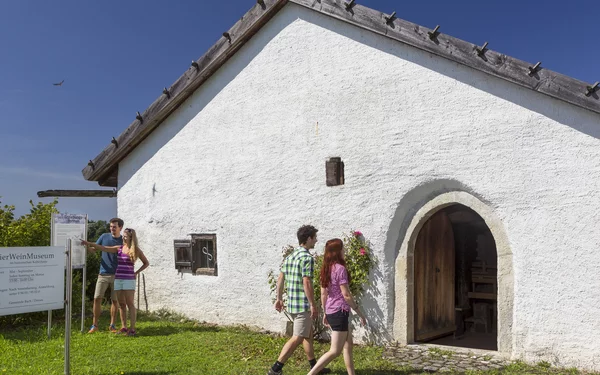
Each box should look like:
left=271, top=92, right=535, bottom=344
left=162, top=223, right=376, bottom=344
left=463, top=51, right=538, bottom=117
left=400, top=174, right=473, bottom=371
left=326, top=157, right=344, bottom=186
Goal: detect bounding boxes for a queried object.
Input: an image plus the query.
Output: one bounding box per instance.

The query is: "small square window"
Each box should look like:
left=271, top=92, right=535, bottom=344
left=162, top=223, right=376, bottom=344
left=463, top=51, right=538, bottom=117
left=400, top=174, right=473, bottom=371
left=173, top=234, right=218, bottom=276
left=192, top=234, right=217, bottom=276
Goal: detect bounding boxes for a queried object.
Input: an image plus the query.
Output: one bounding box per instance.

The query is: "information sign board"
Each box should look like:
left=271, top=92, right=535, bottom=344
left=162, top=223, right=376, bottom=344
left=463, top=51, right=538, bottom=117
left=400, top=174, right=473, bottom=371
left=51, top=213, right=87, bottom=268
left=0, top=246, right=65, bottom=316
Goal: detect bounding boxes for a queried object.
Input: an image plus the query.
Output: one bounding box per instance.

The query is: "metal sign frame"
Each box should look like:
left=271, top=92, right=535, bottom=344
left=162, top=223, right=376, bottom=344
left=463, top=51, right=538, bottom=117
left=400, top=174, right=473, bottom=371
left=48, top=213, right=88, bottom=335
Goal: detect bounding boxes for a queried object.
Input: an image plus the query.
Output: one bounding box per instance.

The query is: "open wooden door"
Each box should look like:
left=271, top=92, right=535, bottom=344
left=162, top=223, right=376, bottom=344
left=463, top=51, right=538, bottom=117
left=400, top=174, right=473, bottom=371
left=414, top=210, right=455, bottom=342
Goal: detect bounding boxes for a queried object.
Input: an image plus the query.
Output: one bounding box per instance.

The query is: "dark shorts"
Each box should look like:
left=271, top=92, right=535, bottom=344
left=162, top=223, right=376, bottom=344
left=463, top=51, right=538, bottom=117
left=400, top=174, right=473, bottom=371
left=326, top=310, right=349, bottom=332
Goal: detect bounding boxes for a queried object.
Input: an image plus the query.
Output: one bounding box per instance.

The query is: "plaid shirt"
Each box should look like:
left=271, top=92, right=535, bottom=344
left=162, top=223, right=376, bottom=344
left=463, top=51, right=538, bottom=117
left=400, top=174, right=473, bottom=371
left=281, top=246, right=314, bottom=314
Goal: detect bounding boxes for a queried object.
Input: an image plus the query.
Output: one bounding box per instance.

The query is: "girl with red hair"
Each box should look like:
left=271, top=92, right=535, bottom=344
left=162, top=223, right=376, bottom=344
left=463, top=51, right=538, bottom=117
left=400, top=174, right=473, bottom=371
left=307, top=239, right=366, bottom=375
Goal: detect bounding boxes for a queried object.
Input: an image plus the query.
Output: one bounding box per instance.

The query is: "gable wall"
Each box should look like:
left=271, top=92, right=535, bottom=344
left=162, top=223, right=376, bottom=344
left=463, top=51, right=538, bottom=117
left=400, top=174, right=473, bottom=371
left=117, top=3, right=600, bottom=369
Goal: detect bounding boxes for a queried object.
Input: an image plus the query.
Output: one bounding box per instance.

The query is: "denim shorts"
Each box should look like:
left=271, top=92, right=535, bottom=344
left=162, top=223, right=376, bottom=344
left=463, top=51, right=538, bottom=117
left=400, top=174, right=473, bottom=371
left=326, top=310, right=349, bottom=332
left=114, top=278, right=136, bottom=291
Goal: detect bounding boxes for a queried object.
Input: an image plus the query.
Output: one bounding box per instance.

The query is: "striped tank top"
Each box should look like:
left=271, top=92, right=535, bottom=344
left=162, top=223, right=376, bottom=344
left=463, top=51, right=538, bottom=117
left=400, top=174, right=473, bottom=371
left=115, top=246, right=136, bottom=280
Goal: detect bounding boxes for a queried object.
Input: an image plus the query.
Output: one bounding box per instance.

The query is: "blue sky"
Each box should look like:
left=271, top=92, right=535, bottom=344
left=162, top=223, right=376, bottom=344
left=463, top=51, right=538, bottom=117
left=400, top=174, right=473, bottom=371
left=1, top=0, right=598, bottom=220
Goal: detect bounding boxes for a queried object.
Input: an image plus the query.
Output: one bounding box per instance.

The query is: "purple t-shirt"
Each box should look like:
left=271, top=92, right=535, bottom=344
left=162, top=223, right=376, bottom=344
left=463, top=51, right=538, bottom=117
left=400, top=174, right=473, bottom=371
left=325, top=264, right=351, bottom=314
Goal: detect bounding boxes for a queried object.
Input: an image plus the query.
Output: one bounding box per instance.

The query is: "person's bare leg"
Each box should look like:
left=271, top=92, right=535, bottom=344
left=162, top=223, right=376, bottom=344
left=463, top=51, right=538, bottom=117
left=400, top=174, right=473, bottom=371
left=307, top=331, right=347, bottom=375
left=117, top=291, right=128, bottom=329
left=112, top=281, right=125, bottom=328
left=110, top=299, right=118, bottom=327
left=124, top=290, right=136, bottom=331
left=342, top=329, right=355, bottom=375
left=277, top=335, right=305, bottom=363
left=302, top=327, right=316, bottom=361
left=92, top=298, right=102, bottom=326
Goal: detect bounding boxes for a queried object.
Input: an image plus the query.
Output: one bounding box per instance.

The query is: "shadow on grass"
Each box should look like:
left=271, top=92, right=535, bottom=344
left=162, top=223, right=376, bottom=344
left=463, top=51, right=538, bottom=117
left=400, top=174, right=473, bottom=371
left=97, top=372, right=172, bottom=375
left=0, top=326, right=57, bottom=344
left=137, top=324, right=222, bottom=337
left=0, top=321, right=223, bottom=343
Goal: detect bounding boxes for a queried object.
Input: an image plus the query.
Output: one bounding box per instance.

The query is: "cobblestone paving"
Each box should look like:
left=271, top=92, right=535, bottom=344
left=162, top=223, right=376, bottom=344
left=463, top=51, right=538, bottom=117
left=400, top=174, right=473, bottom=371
left=383, top=344, right=510, bottom=373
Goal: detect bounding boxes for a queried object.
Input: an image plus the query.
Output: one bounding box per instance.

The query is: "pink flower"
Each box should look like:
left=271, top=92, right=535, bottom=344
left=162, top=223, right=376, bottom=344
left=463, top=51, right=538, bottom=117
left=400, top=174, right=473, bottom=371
left=359, top=248, right=366, bottom=255
left=353, top=230, right=363, bottom=237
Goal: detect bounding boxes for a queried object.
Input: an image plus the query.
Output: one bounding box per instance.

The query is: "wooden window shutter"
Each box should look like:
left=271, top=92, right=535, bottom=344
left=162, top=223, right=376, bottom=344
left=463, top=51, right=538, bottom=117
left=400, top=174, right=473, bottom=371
left=174, top=239, right=193, bottom=273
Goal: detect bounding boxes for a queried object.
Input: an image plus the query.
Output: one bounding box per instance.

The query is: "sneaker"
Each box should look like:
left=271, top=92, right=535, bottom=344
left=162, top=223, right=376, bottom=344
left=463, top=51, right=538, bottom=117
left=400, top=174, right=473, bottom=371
left=108, top=324, right=118, bottom=333
left=87, top=325, right=99, bottom=334
left=118, top=327, right=128, bottom=334
left=126, top=329, right=136, bottom=337
left=267, top=369, right=282, bottom=375
left=318, top=368, right=331, bottom=374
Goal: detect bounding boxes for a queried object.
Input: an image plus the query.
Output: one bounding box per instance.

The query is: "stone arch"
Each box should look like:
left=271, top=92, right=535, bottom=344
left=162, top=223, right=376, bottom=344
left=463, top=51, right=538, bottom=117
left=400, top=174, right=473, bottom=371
left=392, top=190, right=513, bottom=355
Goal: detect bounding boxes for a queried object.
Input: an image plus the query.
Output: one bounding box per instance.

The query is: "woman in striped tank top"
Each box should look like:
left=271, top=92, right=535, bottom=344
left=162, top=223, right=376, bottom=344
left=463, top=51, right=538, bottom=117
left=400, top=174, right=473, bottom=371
left=83, top=228, right=149, bottom=336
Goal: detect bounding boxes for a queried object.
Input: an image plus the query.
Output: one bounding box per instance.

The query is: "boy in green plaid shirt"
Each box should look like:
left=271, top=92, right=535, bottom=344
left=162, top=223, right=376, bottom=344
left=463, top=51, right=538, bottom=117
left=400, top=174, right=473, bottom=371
left=280, top=244, right=314, bottom=314
left=268, top=225, right=330, bottom=375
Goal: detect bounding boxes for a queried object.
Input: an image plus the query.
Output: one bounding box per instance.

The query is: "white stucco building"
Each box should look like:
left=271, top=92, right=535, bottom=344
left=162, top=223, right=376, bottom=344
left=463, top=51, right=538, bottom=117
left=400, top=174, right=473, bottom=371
left=82, top=0, right=600, bottom=370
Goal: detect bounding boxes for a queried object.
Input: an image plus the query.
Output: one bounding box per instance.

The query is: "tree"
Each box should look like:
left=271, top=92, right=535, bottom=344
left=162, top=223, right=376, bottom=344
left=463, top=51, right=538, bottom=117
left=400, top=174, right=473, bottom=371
left=87, top=220, right=108, bottom=242
left=0, top=201, right=16, bottom=246
left=0, top=198, right=58, bottom=247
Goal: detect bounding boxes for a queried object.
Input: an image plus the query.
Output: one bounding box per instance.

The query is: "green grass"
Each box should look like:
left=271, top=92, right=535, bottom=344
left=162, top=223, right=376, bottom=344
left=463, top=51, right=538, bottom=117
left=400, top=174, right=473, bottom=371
left=0, top=311, right=398, bottom=375
left=0, top=312, right=597, bottom=375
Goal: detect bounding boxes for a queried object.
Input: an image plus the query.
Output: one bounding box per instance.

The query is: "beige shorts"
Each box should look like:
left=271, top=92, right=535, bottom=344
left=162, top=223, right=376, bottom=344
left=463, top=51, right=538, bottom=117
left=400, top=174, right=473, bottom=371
left=291, top=311, right=312, bottom=338
left=94, top=275, right=117, bottom=301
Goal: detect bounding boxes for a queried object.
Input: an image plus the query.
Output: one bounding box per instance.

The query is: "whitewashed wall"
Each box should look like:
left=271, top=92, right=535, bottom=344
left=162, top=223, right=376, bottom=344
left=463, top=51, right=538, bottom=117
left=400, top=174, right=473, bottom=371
left=117, top=3, right=600, bottom=370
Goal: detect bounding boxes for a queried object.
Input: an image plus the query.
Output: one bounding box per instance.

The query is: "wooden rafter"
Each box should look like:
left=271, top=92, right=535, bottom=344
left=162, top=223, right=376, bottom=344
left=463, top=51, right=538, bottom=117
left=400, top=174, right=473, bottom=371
left=37, top=190, right=117, bottom=198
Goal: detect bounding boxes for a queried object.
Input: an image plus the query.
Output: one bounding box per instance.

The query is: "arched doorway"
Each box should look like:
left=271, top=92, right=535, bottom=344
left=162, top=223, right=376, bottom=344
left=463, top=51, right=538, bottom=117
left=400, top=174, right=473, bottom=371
left=414, top=204, right=498, bottom=350
left=393, top=191, right=513, bottom=356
